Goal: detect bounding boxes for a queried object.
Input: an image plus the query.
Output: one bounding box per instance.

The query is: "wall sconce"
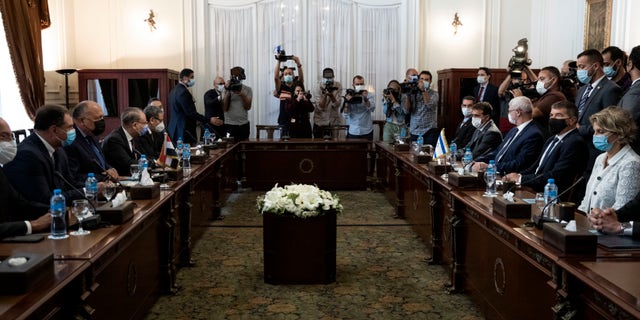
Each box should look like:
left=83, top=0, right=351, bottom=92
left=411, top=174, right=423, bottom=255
left=144, top=9, right=157, bottom=31
left=452, top=12, right=463, bottom=35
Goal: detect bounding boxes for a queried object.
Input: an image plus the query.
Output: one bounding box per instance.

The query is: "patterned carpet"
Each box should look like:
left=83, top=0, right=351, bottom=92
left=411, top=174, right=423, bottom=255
left=144, top=190, right=483, bottom=320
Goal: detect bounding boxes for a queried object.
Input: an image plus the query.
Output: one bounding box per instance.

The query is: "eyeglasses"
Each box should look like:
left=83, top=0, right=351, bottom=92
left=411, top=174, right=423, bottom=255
left=0, top=132, right=15, bottom=141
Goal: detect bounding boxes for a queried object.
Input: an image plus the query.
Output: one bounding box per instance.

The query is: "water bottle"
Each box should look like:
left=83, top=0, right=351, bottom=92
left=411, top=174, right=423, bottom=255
left=176, top=137, right=183, bottom=159
left=416, top=134, right=424, bottom=153
left=484, top=160, right=497, bottom=196
left=544, top=178, right=559, bottom=220
left=138, top=154, right=149, bottom=175
left=449, top=143, right=457, bottom=166
left=85, top=173, right=98, bottom=213
left=462, top=147, right=473, bottom=174
left=49, top=189, right=68, bottom=239
left=203, top=128, right=211, bottom=145
left=182, top=143, right=191, bottom=177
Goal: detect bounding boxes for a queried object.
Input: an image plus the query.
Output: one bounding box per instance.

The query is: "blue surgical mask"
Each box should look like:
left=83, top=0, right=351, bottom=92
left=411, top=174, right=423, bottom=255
left=603, top=65, right=617, bottom=78
left=139, top=124, right=149, bottom=136
left=577, top=69, right=592, bottom=84
left=63, top=128, right=76, bottom=147
left=592, top=134, right=612, bottom=151
left=423, top=81, right=430, bottom=90
left=283, top=75, right=293, bottom=83
left=187, top=79, right=195, bottom=87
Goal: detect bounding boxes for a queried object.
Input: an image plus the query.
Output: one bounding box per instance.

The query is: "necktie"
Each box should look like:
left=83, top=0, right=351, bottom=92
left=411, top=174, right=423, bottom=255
left=130, top=139, right=136, bottom=154
left=536, top=137, right=559, bottom=174
left=477, top=86, right=485, bottom=101
left=578, top=84, right=593, bottom=117
left=88, top=136, right=106, bottom=169
left=496, top=128, right=519, bottom=163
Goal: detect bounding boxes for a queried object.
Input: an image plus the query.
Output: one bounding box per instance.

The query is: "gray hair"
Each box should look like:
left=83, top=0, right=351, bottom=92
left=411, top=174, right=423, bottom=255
left=121, top=107, right=143, bottom=126
left=508, top=96, right=532, bottom=114
left=143, top=105, right=164, bottom=121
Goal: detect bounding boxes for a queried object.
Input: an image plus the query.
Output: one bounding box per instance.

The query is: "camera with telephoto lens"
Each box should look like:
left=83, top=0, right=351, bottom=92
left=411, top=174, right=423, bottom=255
left=508, top=38, right=532, bottom=79
left=400, top=77, right=421, bottom=94
left=344, top=88, right=363, bottom=104
left=275, top=49, right=294, bottom=62
left=229, top=67, right=246, bottom=92
left=505, top=80, right=539, bottom=100
left=322, top=80, right=338, bottom=94
left=304, top=91, right=312, bottom=100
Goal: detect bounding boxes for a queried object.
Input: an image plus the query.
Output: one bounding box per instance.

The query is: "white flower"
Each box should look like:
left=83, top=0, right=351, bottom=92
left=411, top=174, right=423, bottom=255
left=257, top=183, right=342, bottom=218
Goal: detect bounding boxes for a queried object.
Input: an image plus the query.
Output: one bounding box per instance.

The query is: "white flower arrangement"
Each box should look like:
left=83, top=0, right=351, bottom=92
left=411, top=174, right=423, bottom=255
left=257, top=183, right=343, bottom=218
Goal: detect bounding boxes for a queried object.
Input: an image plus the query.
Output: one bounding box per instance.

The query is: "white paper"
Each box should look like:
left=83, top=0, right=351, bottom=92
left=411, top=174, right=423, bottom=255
left=139, top=168, right=154, bottom=186
left=564, top=220, right=577, bottom=232
left=111, top=191, right=127, bottom=207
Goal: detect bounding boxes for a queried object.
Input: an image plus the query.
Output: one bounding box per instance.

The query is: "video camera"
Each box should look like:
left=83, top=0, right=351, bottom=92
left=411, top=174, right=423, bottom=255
left=508, top=38, right=532, bottom=79
left=400, top=75, right=421, bottom=94
left=229, top=67, right=246, bottom=92
left=561, top=61, right=579, bottom=92
left=274, top=45, right=294, bottom=62
left=345, top=88, right=363, bottom=104
left=321, top=68, right=338, bottom=94
left=505, top=79, right=539, bottom=100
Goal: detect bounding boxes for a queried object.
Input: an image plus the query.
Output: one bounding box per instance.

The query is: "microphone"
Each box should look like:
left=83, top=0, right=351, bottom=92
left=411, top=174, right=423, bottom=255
left=518, top=173, right=544, bottom=187
left=54, top=171, right=97, bottom=213
left=184, top=130, right=198, bottom=145
left=534, top=176, right=584, bottom=229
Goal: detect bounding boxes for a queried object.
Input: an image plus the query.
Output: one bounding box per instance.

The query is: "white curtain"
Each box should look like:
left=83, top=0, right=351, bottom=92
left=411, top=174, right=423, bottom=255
left=207, top=0, right=404, bottom=138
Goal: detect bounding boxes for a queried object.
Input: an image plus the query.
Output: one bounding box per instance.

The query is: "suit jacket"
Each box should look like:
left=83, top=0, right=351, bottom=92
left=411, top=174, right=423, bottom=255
left=493, top=121, right=544, bottom=174
left=204, top=88, right=226, bottom=138
left=0, top=221, right=28, bottom=239
left=473, top=83, right=500, bottom=123
left=521, top=129, right=588, bottom=199
left=466, top=120, right=502, bottom=162
left=65, top=125, right=113, bottom=182
left=0, top=167, right=48, bottom=224
left=575, top=76, right=622, bottom=137
left=133, top=131, right=163, bottom=164
left=102, top=127, right=138, bottom=176
left=451, top=118, right=476, bottom=148
left=4, top=134, right=84, bottom=206
left=619, top=80, right=640, bottom=153
left=167, top=83, right=209, bottom=144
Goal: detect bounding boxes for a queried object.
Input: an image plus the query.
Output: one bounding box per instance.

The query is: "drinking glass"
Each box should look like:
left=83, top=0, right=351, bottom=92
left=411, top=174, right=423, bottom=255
left=483, top=171, right=497, bottom=197
left=103, top=181, right=116, bottom=204
left=70, top=199, right=91, bottom=236
left=534, top=192, right=545, bottom=222
left=130, top=164, right=140, bottom=180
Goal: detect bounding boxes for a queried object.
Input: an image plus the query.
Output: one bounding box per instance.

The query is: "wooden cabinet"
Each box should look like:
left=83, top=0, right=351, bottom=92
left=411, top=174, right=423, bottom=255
left=77, top=69, right=179, bottom=138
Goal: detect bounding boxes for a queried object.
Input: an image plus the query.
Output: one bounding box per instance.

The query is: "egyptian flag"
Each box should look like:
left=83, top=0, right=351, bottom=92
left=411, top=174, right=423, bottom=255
left=158, top=133, right=179, bottom=168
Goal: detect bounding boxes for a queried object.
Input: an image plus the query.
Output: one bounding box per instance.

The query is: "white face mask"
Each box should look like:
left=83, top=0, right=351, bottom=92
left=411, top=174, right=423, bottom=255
left=508, top=111, right=517, bottom=125
left=461, top=107, right=472, bottom=117
left=217, top=85, right=225, bottom=92
left=536, top=80, right=548, bottom=95
left=0, top=140, right=17, bottom=165
left=154, top=122, right=165, bottom=133
left=477, top=76, right=486, bottom=84
left=355, top=85, right=366, bottom=92
left=471, top=117, right=482, bottom=128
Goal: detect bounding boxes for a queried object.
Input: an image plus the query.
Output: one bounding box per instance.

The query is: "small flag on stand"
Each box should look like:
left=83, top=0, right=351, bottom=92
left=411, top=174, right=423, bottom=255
left=433, top=129, right=449, bottom=160
left=158, top=133, right=180, bottom=169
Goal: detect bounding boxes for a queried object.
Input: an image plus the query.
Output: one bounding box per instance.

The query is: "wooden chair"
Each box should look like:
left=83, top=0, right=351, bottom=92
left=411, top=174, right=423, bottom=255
left=328, top=125, right=349, bottom=139
left=373, top=120, right=385, bottom=141
left=255, top=125, right=281, bottom=140
left=12, top=129, right=27, bottom=144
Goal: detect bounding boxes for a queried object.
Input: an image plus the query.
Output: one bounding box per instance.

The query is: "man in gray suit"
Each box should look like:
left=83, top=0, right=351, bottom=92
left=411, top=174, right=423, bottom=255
left=619, top=45, right=640, bottom=153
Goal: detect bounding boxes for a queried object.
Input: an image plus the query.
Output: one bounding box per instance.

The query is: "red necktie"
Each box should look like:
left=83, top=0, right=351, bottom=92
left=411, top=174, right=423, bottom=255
left=477, top=86, right=485, bottom=101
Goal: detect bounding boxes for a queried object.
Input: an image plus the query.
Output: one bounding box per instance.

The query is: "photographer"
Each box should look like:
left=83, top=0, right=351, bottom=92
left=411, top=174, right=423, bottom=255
left=222, top=66, right=252, bottom=141
left=497, top=65, right=536, bottom=134
left=274, top=55, right=304, bottom=137
left=382, top=80, right=406, bottom=143
left=403, top=70, right=438, bottom=144
left=342, top=75, right=375, bottom=140
left=286, top=84, right=314, bottom=138
left=312, top=67, right=343, bottom=138
left=560, top=60, right=579, bottom=102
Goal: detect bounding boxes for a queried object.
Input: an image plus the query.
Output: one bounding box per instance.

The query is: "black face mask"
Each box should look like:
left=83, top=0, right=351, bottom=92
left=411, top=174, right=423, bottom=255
left=91, top=119, right=106, bottom=136
left=548, top=118, right=568, bottom=135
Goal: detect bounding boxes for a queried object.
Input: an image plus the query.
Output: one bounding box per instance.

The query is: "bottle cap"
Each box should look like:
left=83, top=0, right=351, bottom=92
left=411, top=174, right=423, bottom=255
left=53, top=189, right=62, bottom=194
left=88, top=173, right=94, bottom=177
left=547, top=178, right=555, bottom=184
left=489, top=160, right=495, bottom=164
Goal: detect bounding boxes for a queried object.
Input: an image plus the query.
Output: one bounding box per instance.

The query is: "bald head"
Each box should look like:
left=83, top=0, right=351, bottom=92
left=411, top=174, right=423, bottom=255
left=72, top=100, right=105, bottom=135
left=0, top=117, right=11, bottom=141
left=405, top=68, right=418, bottom=82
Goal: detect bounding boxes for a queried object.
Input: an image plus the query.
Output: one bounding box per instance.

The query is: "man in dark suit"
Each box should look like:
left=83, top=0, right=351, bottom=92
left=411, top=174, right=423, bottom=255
left=465, top=102, right=502, bottom=162
left=473, top=67, right=500, bottom=125
left=204, top=76, right=226, bottom=138
left=4, top=105, right=85, bottom=205
left=134, top=100, right=165, bottom=165
left=167, top=68, right=218, bottom=144
left=102, top=107, right=148, bottom=176
left=65, top=100, right=119, bottom=183
left=451, top=96, right=477, bottom=148
left=619, top=45, right=640, bottom=153
left=472, top=96, right=544, bottom=174
left=575, top=49, right=623, bottom=182
left=504, top=101, right=588, bottom=201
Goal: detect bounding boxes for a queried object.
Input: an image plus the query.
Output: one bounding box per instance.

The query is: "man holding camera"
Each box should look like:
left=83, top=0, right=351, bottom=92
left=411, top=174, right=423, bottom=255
left=403, top=70, right=438, bottom=144
left=223, top=66, right=253, bottom=141
left=312, top=67, right=343, bottom=138
left=274, top=55, right=304, bottom=137
left=342, top=75, right=375, bottom=140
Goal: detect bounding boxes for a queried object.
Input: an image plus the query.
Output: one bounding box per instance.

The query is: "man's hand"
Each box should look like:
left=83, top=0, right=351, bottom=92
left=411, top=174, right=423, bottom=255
left=510, top=88, right=523, bottom=97
left=472, top=162, right=488, bottom=172
left=210, top=117, right=224, bottom=126
left=503, top=173, right=520, bottom=183
left=30, top=214, right=52, bottom=233
left=104, top=168, right=119, bottom=181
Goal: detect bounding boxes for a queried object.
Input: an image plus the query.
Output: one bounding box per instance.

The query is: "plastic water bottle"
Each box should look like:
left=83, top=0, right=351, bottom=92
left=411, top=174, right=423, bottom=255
left=176, top=137, right=183, bottom=159
left=85, top=173, right=98, bottom=213
left=49, top=189, right=68, bottom=240
left=182, top=143, right=191, bottom=177
left=416, top=135, right=424, bottom=147
left=485, top=160, right=497, bottom=196
left=544, top=178, right=559, bottom=220
left=449, top=143, right=457, bottom=166
left=203, top=128, right=212, bottom=145
left=462, top=147, right=473, bottom=174
left=138, top=154, right=149, bottom=174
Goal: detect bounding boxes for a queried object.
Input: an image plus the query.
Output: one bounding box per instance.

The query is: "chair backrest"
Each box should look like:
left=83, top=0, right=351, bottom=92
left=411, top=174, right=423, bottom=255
left=255, top=125, right=281, bottom=140
left=13, top=129, right=27, bottom=144
left=328, top=125, right=349, bottom=139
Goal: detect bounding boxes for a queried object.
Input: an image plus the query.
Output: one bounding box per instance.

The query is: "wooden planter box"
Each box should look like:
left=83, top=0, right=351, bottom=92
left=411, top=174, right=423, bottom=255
left=263, top=212, right=337, bottom=284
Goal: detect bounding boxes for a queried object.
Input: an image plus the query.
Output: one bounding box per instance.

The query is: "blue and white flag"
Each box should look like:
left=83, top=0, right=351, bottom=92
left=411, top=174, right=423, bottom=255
left=433, top=129, right=449, bottom=160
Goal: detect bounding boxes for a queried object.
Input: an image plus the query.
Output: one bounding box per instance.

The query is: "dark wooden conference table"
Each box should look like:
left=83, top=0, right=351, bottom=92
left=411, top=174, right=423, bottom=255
left=1, top=139, right=639, bottom=319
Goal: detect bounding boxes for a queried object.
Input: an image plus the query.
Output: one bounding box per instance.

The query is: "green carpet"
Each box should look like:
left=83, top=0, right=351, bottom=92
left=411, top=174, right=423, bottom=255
left=144, top=190, right=483, bottom=320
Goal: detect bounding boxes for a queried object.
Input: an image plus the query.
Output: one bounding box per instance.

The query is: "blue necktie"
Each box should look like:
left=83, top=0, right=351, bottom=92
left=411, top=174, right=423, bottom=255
left=578, top=84, right=593, bottom=117
left=496, top=128, right=519, bottom=163
left=536, top=137, right=559, bottom=174
left=88, top=136, right=106, bottom=168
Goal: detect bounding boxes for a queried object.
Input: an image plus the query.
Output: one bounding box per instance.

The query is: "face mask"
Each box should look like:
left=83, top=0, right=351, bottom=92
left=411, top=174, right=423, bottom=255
left=423, top=81, right=430, bottom=90
left=187, top=79, right=195, bottom=87
left=217, top=85, right=225, bottom=92
left=0, top=140, right=17, bottom=165
left=154, top=122, right=165, bottom=133
left=283, top=75, right=293, bottom=83
left=355, top=85, right=365, bottom=92
left=536, top=80, right=548, bottom=95
left=409, top=75, right=418, bottom=83
left=323, top=78, right=333, bottom=85
left=548, top=118, right=568, bottom=135
left=91, top=118, right=106, bottom=136
left=471, top=117, right=482, bottom=128
left=577, top=68, right=592, bottom=84
left=508, top=111, right=517, bottom=125
left=603, top=65, right=617, bottom=78
left=592, top=134, right=613, bottom=151
left=461, top=107, right=472, bottom=117
left=60, top=128, right=76, bottom=147
left=477, top=76, right=486, bottom=84
left=139, top=124, right=149, bottom=136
